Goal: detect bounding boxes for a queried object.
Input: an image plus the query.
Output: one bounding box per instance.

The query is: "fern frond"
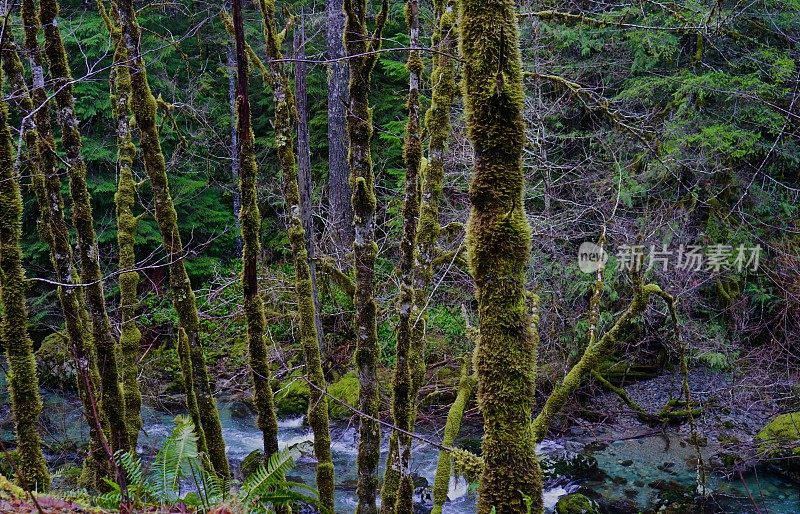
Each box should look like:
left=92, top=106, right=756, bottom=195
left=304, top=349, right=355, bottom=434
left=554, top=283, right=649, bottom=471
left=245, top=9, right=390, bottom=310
left=150, top=415, right=199, bottom=502
left=240, top=447, right=297, bottom=503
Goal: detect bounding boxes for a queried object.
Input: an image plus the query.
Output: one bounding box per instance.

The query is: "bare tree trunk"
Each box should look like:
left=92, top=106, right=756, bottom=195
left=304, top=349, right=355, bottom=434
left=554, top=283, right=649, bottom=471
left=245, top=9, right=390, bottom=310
left=227, top=44, right=243, bottom=258
left=294, top=15, right=325, bottom=353
left=114, top=0, right=230, bottom=478
left=325, top=0, right=353, bottom=262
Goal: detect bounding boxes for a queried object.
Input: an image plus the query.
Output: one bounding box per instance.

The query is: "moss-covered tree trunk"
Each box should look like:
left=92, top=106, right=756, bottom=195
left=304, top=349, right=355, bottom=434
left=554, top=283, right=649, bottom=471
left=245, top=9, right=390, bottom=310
left=16, top=0, right=112, bottom=482
left=100, top=1, right=144, bottom=451
left=0, top=63, right=50, bottom=492
left=412, top=0, right=458, bottom=353
left=431, top=358, right=476, bottom=514
left=114, top=0, right=229, bottom=478
left=382, top=1, right=423, bottom=512
left=39, top=0, right=129, bottom=454
left=460, top=0, right=544, bottom=511
left=231, top=0, right=280, bottom=465
left=530, top=282, right=667, bottom=442
left=417, top=4, right=461, bottom=511
left=342, top=0, right=388, bottom=511
left=255, top=1, right=336, bottom=510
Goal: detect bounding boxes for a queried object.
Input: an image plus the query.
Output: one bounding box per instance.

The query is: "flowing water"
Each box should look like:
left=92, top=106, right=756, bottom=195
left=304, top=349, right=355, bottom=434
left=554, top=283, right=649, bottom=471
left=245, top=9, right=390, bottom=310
left=1, top=383, right=798, bottom=513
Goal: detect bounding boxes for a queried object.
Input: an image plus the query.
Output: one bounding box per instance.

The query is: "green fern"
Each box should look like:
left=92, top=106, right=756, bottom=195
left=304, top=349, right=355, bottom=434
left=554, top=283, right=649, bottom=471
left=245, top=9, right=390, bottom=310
left=240, top=447, right=318, bottom=512
left=151, top=414, right=199, bottom=501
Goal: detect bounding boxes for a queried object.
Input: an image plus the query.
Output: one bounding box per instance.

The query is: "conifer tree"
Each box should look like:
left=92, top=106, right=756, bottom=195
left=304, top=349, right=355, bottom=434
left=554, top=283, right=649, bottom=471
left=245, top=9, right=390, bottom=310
left=460, top=0, right=544, bottom=511
left=0, top=63, right=50, bottom=492
left=113, top=0, right=230, bottom=478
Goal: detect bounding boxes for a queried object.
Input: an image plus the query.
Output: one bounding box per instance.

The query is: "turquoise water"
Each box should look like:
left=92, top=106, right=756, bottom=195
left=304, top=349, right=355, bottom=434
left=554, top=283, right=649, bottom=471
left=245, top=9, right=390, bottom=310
left=1, top=381, right=797, bottom=513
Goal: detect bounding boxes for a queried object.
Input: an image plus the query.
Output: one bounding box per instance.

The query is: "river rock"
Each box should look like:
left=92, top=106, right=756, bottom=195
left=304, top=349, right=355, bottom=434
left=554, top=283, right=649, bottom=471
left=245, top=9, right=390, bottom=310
left=555, top=493, right=599, bottom=514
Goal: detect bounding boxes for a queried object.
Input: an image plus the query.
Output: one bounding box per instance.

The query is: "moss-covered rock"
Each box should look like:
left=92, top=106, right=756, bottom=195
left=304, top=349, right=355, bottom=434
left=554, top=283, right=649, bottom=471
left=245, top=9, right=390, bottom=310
left=328, top=372, right=359, bottom=420
left=555, top=493, right=599, bottom=514
left=274, top=380, right=311, bottom=417
left=240, top=449, right=264, bottom=480
left=36, top=332, right=76, bottom=389
left=0, top=474, right=24, bottom=500
left=757, top=412, right=800, bottom=457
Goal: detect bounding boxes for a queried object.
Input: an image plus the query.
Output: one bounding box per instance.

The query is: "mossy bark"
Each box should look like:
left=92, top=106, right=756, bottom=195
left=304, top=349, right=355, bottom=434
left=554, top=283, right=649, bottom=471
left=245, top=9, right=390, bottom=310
left=232, top=0, right=280, bottom=467
left=0, top=63, right=50, bottom=492
left=254, top=1, right=335, bottom=510
left=113, top=0, right=229, bottom=478
left=39, top=0, right=129, bottom=454
left=530, top=283, right=665, bottom=443
left=176, top=327, right=208, bottom=455
left=460, top=0, right=544, bottom=511
left=382, top=1, right=423, bottom=512
left=100, top=1, right=143, bottom=451
left=403, top=4, right=460, bottom=508
left=17, top=0, right=112, bottom=481
left=431, top=358, right=476, bottom=514
left=342, top=0, right=388, bottom=511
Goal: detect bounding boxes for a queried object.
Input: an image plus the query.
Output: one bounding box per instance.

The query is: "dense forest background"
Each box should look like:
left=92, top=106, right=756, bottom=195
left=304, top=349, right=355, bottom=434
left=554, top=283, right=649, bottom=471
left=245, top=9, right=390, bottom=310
left=1, top=0, right=799, bottom=512
left=19, top=0, right=798, bottom=392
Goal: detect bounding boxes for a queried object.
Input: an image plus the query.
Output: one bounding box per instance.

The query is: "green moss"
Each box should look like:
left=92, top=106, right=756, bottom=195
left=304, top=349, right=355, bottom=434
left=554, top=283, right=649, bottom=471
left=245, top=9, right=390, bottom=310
left=40, top=0, right=130, bottom=454
left=240, top=449, right=265, bottom=479
left=460, top=0, right=543, bottom=510
left=0, top=474, right=25, bottom=500
left=554, top=493, right=599, bottom=514
left=531, top=284, right=665, bottom=443
left=328, top=373, right=360, bottom=420
left=275, top=380, right=311, bottom=417
left=756, top=413, right=800, bottom=457
left=342, top=0, right=388, bottom=510
left=432, top=359, right=476, bottom=514
left=114, top=0, right=229, bottom=478
left=104, top=2, right=143, bottom=452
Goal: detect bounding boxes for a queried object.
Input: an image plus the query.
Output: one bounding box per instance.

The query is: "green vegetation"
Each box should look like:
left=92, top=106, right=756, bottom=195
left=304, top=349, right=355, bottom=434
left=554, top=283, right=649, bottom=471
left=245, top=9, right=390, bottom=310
left=0, top=0, right=797, bottom=511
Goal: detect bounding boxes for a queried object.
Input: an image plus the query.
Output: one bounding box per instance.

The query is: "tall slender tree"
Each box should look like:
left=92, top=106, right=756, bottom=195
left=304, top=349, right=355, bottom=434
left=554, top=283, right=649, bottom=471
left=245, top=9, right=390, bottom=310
left=294, top=14, right=325, bottom=354
left=460, top=0, right=544, bottom=511
left=39, top=0, right=129, bottom=454
left=17, top=0, right=112, bottom=482
left=0, top=62, right=50, bottom=492
left=113, top=0, right=230, bottom=478
left=255, top=1, right=336, bottom=509
left=325, top=0, right=353, bottom=260
left=230, top=0, right=281, bottom=464
left=99, top=0, right=143, bottom=451
left=342, top=0, right=388, bottom=511
left=382, top=0, right=423, bottom=511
